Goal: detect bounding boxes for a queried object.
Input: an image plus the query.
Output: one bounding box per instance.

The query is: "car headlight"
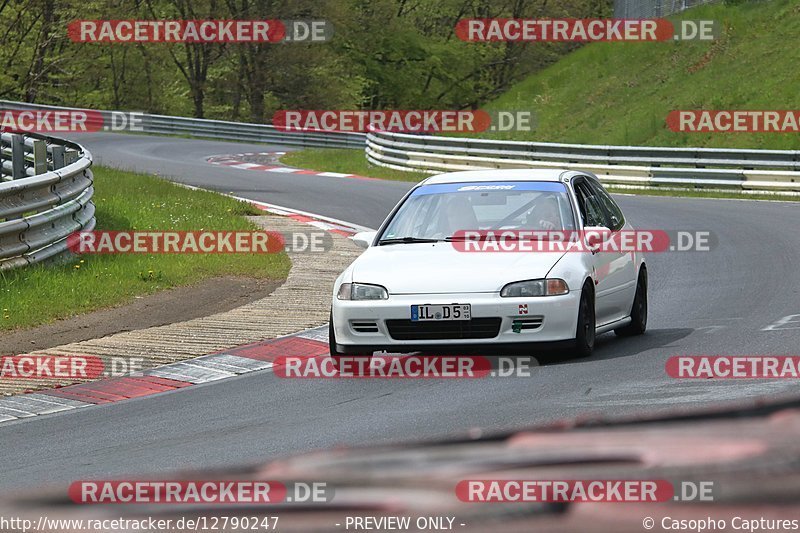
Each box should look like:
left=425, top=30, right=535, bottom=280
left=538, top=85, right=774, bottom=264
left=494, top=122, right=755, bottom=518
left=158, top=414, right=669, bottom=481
left=500, top=279, right=569, bottom=297
left=337, top=283, right=389, bottom=300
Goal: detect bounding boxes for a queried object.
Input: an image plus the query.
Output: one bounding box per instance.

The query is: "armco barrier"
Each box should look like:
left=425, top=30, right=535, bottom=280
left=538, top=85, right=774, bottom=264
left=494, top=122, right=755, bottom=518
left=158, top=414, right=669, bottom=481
left=365, top=128, right=800, bottom=194
left=0, top=132, right=95, bottom=270
left=0, top=100, right=366, bottom=150
left=3, top=100, right=799, bottom=194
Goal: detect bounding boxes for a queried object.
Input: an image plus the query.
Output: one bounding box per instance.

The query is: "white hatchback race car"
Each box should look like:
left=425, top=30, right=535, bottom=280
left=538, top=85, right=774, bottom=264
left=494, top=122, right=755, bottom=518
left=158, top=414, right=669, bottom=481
left=330, top=169, right=647, bottom=358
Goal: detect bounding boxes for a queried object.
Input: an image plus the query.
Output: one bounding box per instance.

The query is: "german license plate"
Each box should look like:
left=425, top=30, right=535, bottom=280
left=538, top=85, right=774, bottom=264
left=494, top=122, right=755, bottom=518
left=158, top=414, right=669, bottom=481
left=411, top=304, right=471, bottom=321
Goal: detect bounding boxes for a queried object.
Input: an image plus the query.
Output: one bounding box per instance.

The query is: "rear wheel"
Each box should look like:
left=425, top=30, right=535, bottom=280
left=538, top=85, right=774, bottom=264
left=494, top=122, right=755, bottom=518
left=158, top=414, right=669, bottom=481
left=615, top=268, right=648, bottom=337
left=574, top=283, right=596, bottom=358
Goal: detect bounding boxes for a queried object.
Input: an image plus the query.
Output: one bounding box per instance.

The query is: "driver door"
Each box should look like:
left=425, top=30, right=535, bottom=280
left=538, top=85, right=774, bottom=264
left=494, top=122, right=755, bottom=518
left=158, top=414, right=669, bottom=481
left=573, top=178, right=618, bottom=326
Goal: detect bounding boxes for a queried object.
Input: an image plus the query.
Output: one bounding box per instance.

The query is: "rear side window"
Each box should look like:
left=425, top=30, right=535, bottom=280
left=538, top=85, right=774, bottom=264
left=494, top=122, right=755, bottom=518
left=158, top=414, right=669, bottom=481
left=573, top=181, right=607, bottom=228
left=586, top=180, right=625, bottom=230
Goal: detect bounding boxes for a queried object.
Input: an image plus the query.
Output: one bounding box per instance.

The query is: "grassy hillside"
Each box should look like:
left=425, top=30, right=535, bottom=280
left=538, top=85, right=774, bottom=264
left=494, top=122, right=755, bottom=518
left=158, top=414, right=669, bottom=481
left=484, top=0, right=800, bottom=149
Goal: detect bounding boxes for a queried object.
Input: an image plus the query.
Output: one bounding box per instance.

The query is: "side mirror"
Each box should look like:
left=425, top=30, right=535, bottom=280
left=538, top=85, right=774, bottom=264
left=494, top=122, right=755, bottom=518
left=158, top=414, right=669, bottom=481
left=583, top=226, right=611, bottom=250
left=352, top=231, right=377, bottom=249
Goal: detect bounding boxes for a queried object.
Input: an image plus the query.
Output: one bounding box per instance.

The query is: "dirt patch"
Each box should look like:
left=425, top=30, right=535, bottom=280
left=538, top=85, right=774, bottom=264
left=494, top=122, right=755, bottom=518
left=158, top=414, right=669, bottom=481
left=0, top=276, right=283, bottom=355
left=687, top=37, right=727, bottom=74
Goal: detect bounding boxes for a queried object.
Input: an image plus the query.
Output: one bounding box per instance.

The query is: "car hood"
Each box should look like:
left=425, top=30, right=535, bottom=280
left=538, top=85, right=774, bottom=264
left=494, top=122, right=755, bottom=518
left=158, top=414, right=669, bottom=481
left=351, top=242, right=566, bottom=294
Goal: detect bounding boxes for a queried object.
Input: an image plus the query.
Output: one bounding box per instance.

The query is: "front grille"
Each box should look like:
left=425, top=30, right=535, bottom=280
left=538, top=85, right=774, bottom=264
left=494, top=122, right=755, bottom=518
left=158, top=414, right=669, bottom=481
left=386, top=318, right=501, bottom=340
left=351, top=321, right=379, bottom=333
left=513, top=316, right=544, bottom=331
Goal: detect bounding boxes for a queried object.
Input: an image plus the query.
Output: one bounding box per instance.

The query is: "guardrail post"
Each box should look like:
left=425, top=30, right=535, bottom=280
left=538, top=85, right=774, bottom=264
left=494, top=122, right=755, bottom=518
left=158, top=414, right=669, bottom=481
left=31, top=139, right=47, bottom=175
left=50, top=145, right=65, bottom=170
left=64, top=149, right=79, bottom=166
left=10, top=133, right=25, bottom=180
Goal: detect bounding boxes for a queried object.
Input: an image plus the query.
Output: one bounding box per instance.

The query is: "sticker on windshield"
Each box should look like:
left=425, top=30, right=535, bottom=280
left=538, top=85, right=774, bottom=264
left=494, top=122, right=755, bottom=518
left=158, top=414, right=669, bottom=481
left=410, top=181, right=566, bottom=196
left=458, top=185, right=516, bottom=191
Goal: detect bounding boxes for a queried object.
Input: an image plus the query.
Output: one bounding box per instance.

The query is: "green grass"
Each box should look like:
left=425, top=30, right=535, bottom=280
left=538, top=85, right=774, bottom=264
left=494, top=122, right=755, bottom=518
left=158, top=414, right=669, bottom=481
left=0, top=166, right=291, bottom=331
left=605, top=185, right=799, bottom=202
left=481, top=0, right=800, bottom=149
left=280, top=149, right=429, bottom=182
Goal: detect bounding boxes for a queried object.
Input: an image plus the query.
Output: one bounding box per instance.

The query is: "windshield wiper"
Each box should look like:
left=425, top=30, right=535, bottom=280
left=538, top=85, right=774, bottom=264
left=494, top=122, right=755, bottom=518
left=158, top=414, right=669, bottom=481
left=445, top=232, right=557, bottom=241
left=378, top=237, right=442, bottom=245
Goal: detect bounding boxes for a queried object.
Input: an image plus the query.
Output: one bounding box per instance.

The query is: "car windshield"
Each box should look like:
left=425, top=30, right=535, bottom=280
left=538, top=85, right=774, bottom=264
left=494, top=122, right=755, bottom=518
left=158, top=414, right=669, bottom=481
left=379, top=181, right=576, bottom=242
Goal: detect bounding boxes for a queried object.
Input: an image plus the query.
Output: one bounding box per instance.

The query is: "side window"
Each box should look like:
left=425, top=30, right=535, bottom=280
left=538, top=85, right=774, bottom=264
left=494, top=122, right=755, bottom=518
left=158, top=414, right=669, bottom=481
left=572, top=181, right=589, bottom=225
left=574, top=181, right=606, bottom=227
left=586, top=180, right=624, bottom=230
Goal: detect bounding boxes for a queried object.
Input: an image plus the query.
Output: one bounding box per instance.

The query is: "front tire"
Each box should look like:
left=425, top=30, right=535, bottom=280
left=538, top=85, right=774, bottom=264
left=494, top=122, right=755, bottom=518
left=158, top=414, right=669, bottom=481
left=615, top=267, right=647, bottom=337
left=328, top=311, right=343, bottom=357
left=574, top=283, right=596, bottom=358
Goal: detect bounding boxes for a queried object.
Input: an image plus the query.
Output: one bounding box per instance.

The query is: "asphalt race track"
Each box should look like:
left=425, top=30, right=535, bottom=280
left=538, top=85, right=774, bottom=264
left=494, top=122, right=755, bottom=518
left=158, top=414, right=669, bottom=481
left=72, top=132, right=407, bottom=228
left=1, top=132, right=798, bottom=492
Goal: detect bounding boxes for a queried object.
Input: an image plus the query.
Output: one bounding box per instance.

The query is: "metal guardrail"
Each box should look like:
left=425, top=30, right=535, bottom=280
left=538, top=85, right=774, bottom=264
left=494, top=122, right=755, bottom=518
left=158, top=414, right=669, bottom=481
left=366, top=129, right=800, bottom=194
left=0, top=100, right=366, bottom=150
left=614, top=0, right=719, bottom=18
left=3, top=100, right=799, bottom=195
left=0, top=132, right=95, bottom=271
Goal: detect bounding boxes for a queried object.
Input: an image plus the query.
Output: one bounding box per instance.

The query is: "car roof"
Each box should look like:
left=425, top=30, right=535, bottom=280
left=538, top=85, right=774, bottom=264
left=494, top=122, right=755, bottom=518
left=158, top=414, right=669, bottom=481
left=420, top=169, right=587, bottom=185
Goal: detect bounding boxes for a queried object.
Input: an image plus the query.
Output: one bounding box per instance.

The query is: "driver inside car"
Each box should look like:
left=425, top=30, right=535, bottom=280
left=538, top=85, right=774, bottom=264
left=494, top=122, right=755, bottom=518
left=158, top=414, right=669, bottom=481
left=527, top=196, right=562, bottom=231
left=439, top=195, right=479, bottom=236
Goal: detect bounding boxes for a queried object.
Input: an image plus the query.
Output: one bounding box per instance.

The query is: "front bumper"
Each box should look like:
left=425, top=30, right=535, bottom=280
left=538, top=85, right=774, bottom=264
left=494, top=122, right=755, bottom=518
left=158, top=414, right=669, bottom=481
left=332, top=290, right=581, bottom=353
